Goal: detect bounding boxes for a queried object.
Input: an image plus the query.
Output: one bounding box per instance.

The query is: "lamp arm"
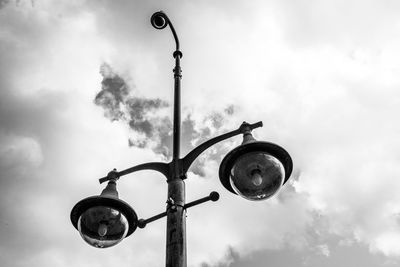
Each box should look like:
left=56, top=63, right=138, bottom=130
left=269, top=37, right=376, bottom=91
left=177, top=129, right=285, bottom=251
left=151, top=11, right=181, bottom=56
left=137, top=191, right=219, bottom=229
left=182, top=121, right=263, bottom=174
left=99, top=162, right=170, bottom=184
left=167, top=17, right=180, bottom=52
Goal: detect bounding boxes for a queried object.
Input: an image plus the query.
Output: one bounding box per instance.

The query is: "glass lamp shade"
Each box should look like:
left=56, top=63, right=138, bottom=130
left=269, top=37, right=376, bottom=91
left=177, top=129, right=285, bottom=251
left=71, top=196, right=138, bottom=248
left=229, top=152, right=285, bottom=200
left=77, top=206, right=129, bottom=248
left=219, top=141, right=293, bottom=201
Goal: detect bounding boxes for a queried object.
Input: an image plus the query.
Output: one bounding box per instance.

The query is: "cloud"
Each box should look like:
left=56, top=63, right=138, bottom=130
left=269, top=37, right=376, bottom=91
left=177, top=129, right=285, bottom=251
left=316, top=244, right=330, bottom=257
left=2, top=1, right=400, bottom=267
left=0, top=133, right=43, bottom=170
left=94, top=63, right=237, bottom=176
left=211, top=240, right=400, bottom=267
left=0, top=0, right=9, bottom=9
left=94, top=63, right=131, bottom=121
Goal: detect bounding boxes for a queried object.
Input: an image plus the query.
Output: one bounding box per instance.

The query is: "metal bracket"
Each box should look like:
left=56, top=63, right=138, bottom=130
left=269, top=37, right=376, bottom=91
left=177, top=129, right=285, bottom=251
left=137, top=191, right=220, bottom=229
left=167, top=197, right=178, bottom=212
left=104, top=168, right=119, bottom=182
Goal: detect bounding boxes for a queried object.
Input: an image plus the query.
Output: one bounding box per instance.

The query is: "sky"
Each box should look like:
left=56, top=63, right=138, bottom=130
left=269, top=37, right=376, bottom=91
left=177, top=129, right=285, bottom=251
left=1, top=0, right=400, bottom=266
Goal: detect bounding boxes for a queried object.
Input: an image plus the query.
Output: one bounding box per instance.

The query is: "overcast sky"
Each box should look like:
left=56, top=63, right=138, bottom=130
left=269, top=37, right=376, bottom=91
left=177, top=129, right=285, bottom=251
left=1, top=0, right=400, bottom=266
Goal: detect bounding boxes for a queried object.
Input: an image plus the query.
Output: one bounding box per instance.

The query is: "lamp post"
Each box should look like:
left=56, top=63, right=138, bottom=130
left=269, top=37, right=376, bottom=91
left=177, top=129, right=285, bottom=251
left=70, top=11, right=293, bottom=267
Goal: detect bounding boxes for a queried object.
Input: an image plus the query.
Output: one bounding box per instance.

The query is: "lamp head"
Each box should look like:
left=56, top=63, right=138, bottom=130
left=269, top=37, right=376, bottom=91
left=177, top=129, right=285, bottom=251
left=219, top=134, right=293, bottom=201
left=151, top=11, right=168, bottom=29
left=70, top=181, right=138, bottom=248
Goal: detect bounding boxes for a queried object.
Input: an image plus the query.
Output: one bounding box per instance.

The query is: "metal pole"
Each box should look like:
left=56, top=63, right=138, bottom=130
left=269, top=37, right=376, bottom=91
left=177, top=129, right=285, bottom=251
left=150, top=12, right=186, bottom=266
left=166, top=50, right=186, bottom=267
left=172, top=53, right=182, bottom=161
left=166, top=178, right=186, bottom=267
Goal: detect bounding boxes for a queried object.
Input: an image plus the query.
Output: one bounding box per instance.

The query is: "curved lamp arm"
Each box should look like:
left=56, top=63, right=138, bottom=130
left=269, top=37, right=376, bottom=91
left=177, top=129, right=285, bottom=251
left=99, top=162, right=170, bottom=184
left=151, top=11, right=181, bottom=57
left=99, top=121, right=263, bottom=183
left=182, top=121, right=263, bottom=174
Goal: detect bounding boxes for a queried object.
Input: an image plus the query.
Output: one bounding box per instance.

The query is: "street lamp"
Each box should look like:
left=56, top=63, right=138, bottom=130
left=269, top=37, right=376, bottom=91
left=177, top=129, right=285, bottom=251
left=219, top=129, right=292, bottom=201
left=70, top=11, right=293, bottom=267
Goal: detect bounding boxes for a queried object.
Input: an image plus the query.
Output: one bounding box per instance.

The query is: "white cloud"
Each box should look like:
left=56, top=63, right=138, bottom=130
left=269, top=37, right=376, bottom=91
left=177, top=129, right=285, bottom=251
left=316, top=244, right=330, bottom=257
left=372, top=232, right=400, bottom=257
left=2, top=1, right=400, bottom=267
left=0, top=133, right=43, bottom=169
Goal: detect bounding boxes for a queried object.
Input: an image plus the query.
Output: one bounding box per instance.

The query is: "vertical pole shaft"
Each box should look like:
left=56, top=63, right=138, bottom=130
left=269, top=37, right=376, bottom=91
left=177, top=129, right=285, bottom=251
left=172, top=55, right=181, bottom=160
left=166, top=52, right=186, bottom=267
left=166, top=179, right=186, bottom=267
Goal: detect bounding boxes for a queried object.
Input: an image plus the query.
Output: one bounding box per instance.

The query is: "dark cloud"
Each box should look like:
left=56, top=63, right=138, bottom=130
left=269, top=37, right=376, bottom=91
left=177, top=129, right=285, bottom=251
left=0, top=0, right=9, bottom=8
left=0, top=65, right=84, bottom=267
left=205, top=238, right=400, bottom=267
left=95, top=63, right=236, bottom=175
left=202, top=211, right=400, bottom=267
left=126, top=97, right=169, bottom=136
left=0, top=0, right=32, bottom=8
left=95, top=62, right=172, bottom=155
left=224, top=105, right=235, bottom=116
left=95, top=62, right=169, bottom=134
left=94, top=63, right=130, bottom=121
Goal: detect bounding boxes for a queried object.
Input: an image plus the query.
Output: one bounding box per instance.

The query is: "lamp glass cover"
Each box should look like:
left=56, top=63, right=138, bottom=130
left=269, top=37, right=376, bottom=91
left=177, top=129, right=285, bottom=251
left=77, top=206, right=129, bottom=248
left=154, top=15, right=166, bottom=28
left=229, top=151, right=285, bottom=200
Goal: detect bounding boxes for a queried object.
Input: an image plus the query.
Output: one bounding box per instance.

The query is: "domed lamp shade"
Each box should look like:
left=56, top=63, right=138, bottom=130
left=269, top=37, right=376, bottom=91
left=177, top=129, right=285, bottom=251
left=219, top=133, right=293, bottom=201
left=70, top=180, right=138, bottom=248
